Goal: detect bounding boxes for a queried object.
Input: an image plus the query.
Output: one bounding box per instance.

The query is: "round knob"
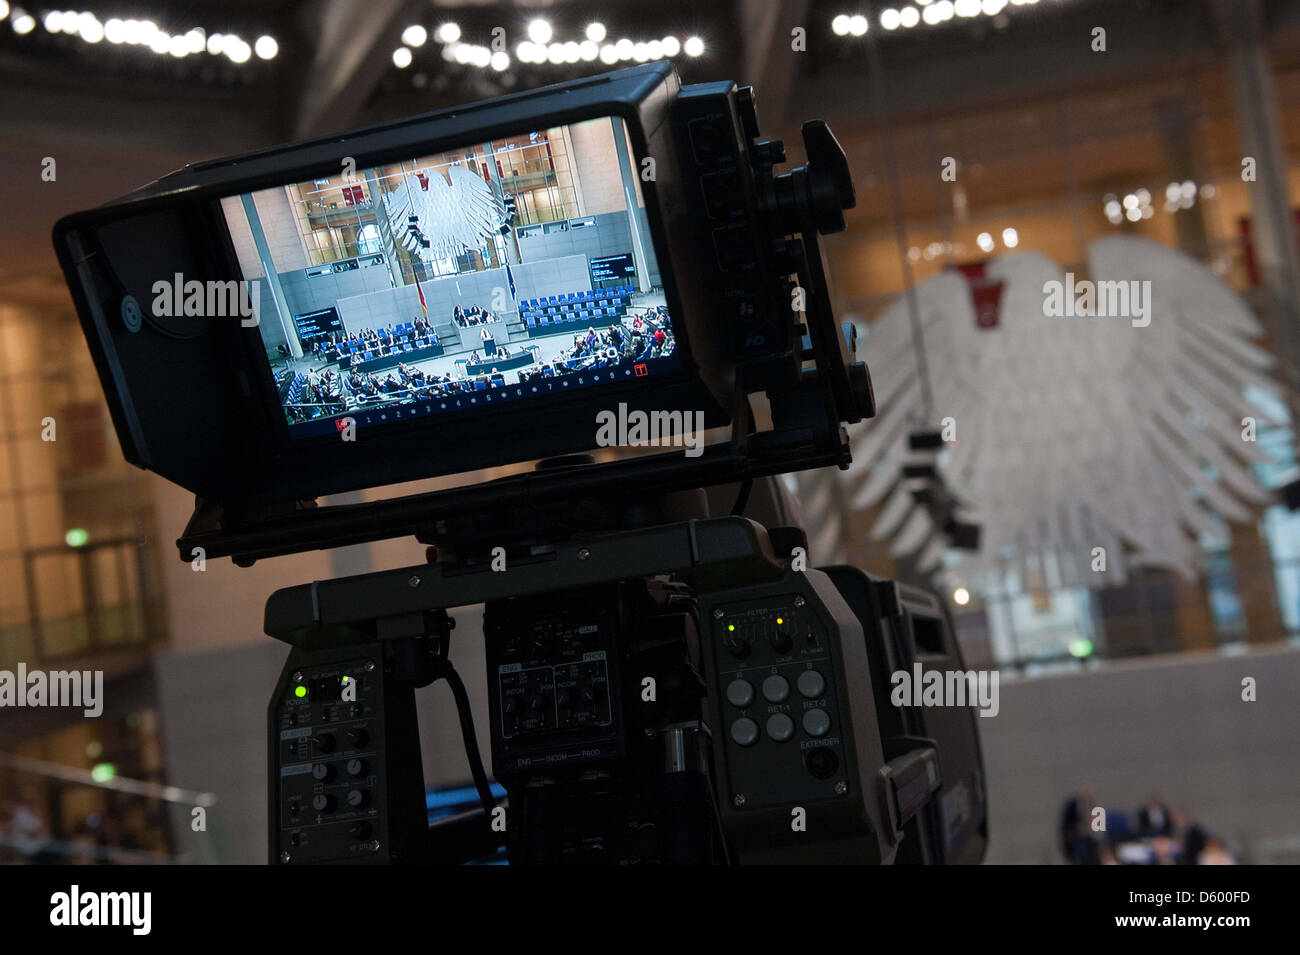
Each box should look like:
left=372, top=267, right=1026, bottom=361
left=725, top=679, right=755, bottom=709
left=311, top=763, right=335, bottom=782
left=797, top=669, right=826, bottom=699
left=314, top=733, right=336, bottom=754
left=312, top=794, right=336, bottom=813
left=771, top=628, right=793, bottom=654
left=725, top=635, right=750, bottom=660
left=346, top=789, right=369, bottom=810
left=346, top=727, right=369, bottom=747
left=762, top=675, right=790, bottom=704
left=346, top=758, right=368, bottom=778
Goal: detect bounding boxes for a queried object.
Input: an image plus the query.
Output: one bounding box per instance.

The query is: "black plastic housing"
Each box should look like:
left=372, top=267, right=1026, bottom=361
left=53, top=62, right=744, bottom=510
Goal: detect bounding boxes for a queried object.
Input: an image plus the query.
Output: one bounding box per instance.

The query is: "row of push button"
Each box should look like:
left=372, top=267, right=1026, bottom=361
left=725, top=669, right=826, bottom=709
left=729, top=708, right=831, bottom=747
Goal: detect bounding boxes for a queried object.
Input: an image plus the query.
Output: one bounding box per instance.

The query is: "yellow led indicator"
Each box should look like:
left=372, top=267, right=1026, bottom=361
left=776, top=618, right=784, bottom=625
left=294, top=686, right=307, bottom=698
left=728, top=624, right=735, bottom=632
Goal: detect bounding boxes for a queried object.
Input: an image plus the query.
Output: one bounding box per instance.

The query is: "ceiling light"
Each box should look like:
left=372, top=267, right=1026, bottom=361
left=683, top=35, right=704, bottom=56
left=255, top=35, right=278, bottom=60
left=393, top=46, right=413, bottom=68
left=586, top=22, right=606, bottom=43
left=527, top=19, right=552, bottom=44
left=402, top=25, right=427, bottom=47
left=80, top=15, right=104, bottom=43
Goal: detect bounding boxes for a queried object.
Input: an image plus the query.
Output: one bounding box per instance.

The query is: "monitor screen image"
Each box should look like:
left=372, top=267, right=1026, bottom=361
left=219, top=115, right=678, bottom=440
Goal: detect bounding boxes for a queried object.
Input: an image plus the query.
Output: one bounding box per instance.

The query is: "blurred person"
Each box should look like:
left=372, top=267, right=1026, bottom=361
left=1197, top=835, right=1236, bottom=865
left=1137, top=794, right=1173, bottom=837
left=9, top=793, right=57, bottom=864
left=1060, top=787, right=1101, bottom=864
left=1170, top=809, right=1208, bottom=865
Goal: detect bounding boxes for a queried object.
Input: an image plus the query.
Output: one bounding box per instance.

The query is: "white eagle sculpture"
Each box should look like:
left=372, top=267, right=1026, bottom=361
left=839, top=236, right=1282, bottom=592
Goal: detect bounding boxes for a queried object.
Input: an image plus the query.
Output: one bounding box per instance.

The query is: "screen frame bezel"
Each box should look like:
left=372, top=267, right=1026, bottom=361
left=217, top=109, right=695, bottom=454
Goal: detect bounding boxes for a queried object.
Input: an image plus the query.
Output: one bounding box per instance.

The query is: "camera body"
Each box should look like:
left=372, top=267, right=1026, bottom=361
left=264, top=514, right=987, bottom=865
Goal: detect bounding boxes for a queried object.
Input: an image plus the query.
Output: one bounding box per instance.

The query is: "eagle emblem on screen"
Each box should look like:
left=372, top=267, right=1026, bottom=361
left=383, top=164, right=507, bottom=261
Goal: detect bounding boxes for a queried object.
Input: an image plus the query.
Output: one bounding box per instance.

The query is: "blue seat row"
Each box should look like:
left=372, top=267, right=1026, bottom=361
left=519, top=286, right=633, bottom=310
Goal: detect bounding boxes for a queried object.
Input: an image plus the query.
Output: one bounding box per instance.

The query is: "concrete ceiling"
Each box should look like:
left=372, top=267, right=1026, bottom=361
left=3, top=0, right=1299, bottom=291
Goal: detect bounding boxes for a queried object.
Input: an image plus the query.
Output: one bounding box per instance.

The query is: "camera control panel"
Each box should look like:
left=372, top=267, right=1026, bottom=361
left=486, top=597, right=625, bottom=780
left=708, top=594, right=849, bottom=808
left=271, top=659, right=389, bottom=864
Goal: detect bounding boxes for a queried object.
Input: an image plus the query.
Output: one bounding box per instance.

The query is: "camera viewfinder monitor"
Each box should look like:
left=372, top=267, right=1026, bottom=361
left=220, top=114, right=681, bottom=442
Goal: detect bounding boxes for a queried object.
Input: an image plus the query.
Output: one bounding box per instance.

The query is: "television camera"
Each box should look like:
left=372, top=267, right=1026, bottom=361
left=54, top=61, right=986, bottom=865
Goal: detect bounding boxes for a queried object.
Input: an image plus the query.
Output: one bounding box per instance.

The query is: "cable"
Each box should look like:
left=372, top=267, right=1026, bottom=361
left=730, top=478, right=753, bottom=516
left=435, top=658, right=498, bottom=823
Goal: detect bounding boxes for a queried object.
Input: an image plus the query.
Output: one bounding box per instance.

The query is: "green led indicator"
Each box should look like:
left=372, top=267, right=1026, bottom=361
left=91, top=763, right=116, bottom=783
left=65, top=528, right=89, bottom=547
left=341, top=676, right=350, bottom=684
left=727, top=624, right=735, bottom=632
left=1068, top=638, right=1094, bottom=659
left=294, top=686, right=307, bottom=698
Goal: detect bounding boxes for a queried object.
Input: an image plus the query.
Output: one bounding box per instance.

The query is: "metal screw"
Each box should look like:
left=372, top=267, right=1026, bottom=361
left=364, top=661, right=376, bottom=672
left=367, top=840, right=381, bottom=853
left=793, top=595, right=806, bottom=607
left=834, top=780, right=847, bottom=795
left=577, top=547, right=591, bottom=561
left=408, top=574, right=422, bottom=588
left=733, top=794, right=746, bottom=807
left=280, top=850, right=292, bottom=864
left=292, top=671, right=304, bottom=683
left=713, top=608, right=725, bottom=620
